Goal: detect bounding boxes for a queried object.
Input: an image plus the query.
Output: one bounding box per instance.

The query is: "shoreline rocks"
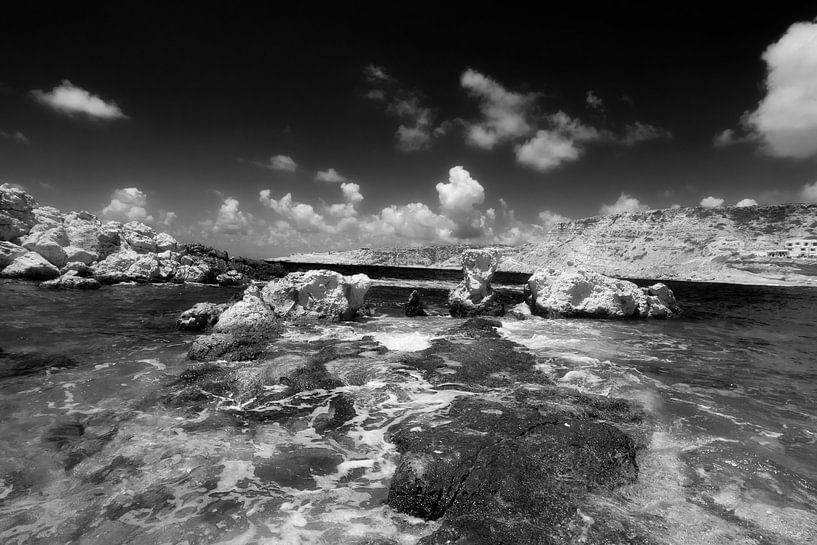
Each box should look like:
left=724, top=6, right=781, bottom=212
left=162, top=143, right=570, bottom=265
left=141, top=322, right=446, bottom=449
left=405, top=289, right=428, bottom=317
left=40, top=271, right=101, bottom=290
left=176, top=302, right=229, bottom=331
left=448, top=249, right=504, bottom=317
left=260, top=270, right=371, bottom=321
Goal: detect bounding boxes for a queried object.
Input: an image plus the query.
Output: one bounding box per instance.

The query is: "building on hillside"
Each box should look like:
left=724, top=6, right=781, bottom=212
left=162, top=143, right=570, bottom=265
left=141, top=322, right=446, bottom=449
left=784, top=238, right=817, bottom=258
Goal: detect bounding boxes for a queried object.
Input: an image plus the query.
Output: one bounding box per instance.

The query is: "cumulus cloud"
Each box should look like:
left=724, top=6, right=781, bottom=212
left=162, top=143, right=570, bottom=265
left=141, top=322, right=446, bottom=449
left=622, top=122, right=673, bottom=145
left=801, top=181, right=817, bottom=202
left=315, top=168, right=348, bottom=183
left=364, top=65, right=445, bottom=152
left=102, top=187, right=153, bottom=222
left=700, top=196, right=725, bottom=208
left=0, top=129, right=29, bottom=144
left=267, top=154, right=297, bottom=172
left=735, top=198, right=758, bottom=208
left=340, top=182, right=363, bottom=204
left=209, top=197, right=255, bottom=235
left=260, top=190, right=329, bottom=233
left=538, top=209, right=570, bottom=228
left=514, top=112, right=603, bottom=172
left=599, top=193, right=649, bottom=215
left=31, top=80, right=126, bottom=120
left=435, top=166, right=487, bottom=238
left=461, top=69, right=539, bottom=149
left=742, top=21, right=817, bottom=158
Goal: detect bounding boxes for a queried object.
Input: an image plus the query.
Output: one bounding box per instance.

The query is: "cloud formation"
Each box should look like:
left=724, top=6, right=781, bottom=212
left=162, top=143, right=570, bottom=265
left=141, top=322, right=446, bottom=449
left=514, top=112, right=603, bottom=171
left=801, top=181, right=817, bottom=202
left=743, top=21, right=817, bottom=158
left=267, top=154, right=297, bottom=172
left=0, top=129, right=29, bottom=144
left=102, top=187, right=152, bottom=222
left=622, top=122, right=673, bottom=145
left=31, top=80, right=126, bottom=120
left=461, top=69, right=538, bottom=149
left=315, top=168, right=348, bottom=183
left=735, top=198, right=758, bottom=207
left=700, top=196, right=725, bottom=208
left=538, top=209, right=570, bottom=228
left=209, top=197, right=255, bottom=235
left=599, top=193, right=649, bottom=215
left=585, top=91, right=604, bottom=111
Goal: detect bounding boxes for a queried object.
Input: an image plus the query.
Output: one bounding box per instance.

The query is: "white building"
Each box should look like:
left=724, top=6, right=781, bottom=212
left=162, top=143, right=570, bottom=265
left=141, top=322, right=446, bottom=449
left=784, top=238, right=817, bottom=258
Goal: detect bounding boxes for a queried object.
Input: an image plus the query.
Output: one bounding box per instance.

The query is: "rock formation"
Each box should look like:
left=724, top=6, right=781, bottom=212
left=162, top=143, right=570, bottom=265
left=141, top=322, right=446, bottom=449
left=0, top=251, right=60, bottom=280
left=526, top=268, right=680, bottom=318
left=216, top=269, right=245, bottom=286
left=40, top=271, right=101, bottom=290
left=176, top=302, right=229, bottom=331
left=405, top=290, right=428, bottom=317
left=260, top=270, right=371, bottom=321
left=448, top=249, right=504, bottom=317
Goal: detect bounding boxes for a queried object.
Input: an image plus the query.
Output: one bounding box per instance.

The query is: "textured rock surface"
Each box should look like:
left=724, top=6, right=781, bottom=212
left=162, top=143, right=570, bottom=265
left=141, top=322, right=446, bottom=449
left=213, top=289, right=275, bottom=333
left=217, top=269, right=245, bottom=286
left=526, top=268, right=680, bottom=318
left=448, top=249, right=504, bottom=317
left=0, top=183, right=37, bottom=241
left=260, top=270, right=371, bottom=321
left=0, top=241, right=26, bottom=268
left=0, top=251, right=60, bottom=280
left=20, top=227, right=68, bottom=267
left=405, top=290, right=428, bottom=317
left=176, top=302, right=229, bottom=331
left=40, top=271, right=101, bottom=290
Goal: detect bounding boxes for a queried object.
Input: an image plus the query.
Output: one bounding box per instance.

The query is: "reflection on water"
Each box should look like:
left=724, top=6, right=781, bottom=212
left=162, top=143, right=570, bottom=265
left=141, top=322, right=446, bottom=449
left=0, top=279, right=816, bottom=544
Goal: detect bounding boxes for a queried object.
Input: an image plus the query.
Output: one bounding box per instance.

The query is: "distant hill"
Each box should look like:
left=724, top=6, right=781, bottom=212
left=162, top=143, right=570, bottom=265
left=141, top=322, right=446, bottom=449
left=272, top=204, right=817, bottom=286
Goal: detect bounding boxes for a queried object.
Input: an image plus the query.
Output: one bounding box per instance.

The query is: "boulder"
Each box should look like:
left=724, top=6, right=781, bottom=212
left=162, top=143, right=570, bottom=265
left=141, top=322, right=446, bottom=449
left=175, top=263, right=213, bottom=284
left=176, top=302, right=229, bottom=331
left=405, top=290, right=428, bottom=317
left=217, top=269, right=245, bottom=286
left=0, top=183, right=37, bottom=241
left=64, top=245, right=98, bottom=266
left=20, top=227, right=69, bottom=267
left=213, top=287, right=276, bottom=333
left=31, top=206, right=63, bottom=227
left=259, top=269, right=371, bottom=321
left=154, top=232, right=178, bottom=252
left=0, top=251, right=60, bottom=280
left=448, top=249, right=504, bottom=317
left=40, top=271, right=101, bottom=290
left=0, top=241, right=26, bottom=269
left=61, top=261, right=93, bottom=277
left=121, top=221, right=156, bottom=253
left=526, top=268, right=680, bottom=319
left=97, top=222, right=122, bottom=258
left=92, top=251, right=160, bottom=283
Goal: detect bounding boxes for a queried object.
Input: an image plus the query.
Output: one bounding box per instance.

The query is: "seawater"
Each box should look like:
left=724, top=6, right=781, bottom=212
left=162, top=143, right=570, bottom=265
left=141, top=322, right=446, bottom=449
left=0, top=279, right=815, bottom=544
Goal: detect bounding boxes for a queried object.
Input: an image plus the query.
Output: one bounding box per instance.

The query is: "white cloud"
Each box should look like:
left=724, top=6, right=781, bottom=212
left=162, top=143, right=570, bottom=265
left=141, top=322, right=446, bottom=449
left=207, top=197, right=255, bottom=235
left=364, top=64, right=394, bottom=84
left=260, top=190, right=329, bottom=233
left=340, top=182, right=363, bottom=204
left=435, top=166, right=486, bottom=238
left=622, top=122, right=672, bottom=145
left=461, top=69, right=538, bottom=149
left=801, top=181, right=817, bottom=202
left=367, top=202, right=455, bottom=242
left=102, top=187, right=153, bottom=222
left=586, top=91, right=604, bottom=111
left=735, top=198, right=758, bottom=208
left=0, top=129, right=29, bottom=144
left=712, top=128, right=756, bottom=148
left=514, top=112, right=603, bottom=172
left=538, top=209, right=570, bottom=228
left=31, top=80, right=126, bottom=120
left=599, top=193, right=649, bottom=215
left=700, top=196, right=725, bottom=208
left=744, top=21, right=817, bottom=158
left=268, top=154, right=297, bottom=172
left=315, top=168, right=348, bottom=183
left=670, top=204, right=681, bottom=209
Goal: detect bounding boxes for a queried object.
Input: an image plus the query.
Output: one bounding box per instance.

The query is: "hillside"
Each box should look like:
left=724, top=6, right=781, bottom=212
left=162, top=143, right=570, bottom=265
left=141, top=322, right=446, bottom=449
left=274, top=204, right=817, bottom=286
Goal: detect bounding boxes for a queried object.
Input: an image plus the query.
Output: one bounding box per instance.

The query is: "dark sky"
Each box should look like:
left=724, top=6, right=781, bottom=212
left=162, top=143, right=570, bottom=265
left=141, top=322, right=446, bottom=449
left=2, top=2, right=816, bottom=257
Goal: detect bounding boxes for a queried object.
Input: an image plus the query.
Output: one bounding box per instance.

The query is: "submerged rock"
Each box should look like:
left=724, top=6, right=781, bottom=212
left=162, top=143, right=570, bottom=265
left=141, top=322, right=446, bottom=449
left=526, top=268, right=681, bottom=319
left=0, top=348, right=78, bottom=378
left=404, top=290, right=428, bottom=317
left=176, top=302, right=229, bottom=331
left=40, top=271, right=101, bottom=290
left=448, top=249, right=504, bottom=317
left=0, top=251, right=60, bottom=280
left=260, top=270, right=371, bottom=321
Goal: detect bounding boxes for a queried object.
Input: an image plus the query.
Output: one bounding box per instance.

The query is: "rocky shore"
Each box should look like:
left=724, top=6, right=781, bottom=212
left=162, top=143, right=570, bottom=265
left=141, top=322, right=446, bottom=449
left=0, top=183, right=281, bottom=287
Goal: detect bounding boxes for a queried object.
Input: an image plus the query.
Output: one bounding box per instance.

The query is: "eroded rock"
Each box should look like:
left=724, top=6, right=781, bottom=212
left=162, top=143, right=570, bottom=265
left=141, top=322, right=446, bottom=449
left=405, top=290, right=428, bottom=317
left=448, top=249, right=504, bottom=317
left=176, top=302, right=229, bottom=331
left=260, top=270, right=371, bottom=321
left=40, top=271, right=101, bottom=290
left=0, top=183, right=37, bottom=242
left=0, top=251, right=60, bottom=280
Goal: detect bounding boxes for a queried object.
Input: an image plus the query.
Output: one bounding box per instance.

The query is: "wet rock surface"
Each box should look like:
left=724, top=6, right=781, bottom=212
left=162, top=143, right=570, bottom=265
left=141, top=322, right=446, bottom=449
left=0, top=348, right=78, bottom=379
left=404, top=289, right=428, bottom=317
left=176, top=302, right=229, bottom=331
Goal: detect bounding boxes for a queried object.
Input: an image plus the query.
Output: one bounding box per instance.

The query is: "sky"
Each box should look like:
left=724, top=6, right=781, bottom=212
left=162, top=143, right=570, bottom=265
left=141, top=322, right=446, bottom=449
left=1, top=2, right=817, bottom=258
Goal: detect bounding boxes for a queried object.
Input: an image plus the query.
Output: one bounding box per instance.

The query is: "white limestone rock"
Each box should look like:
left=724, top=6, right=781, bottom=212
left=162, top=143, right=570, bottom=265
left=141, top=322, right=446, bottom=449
left=155, top=232, right=178, bottom=252
left=176, top=302, right=229, bottom=331
left=0, top=183, right=37, bottom=241
left=92, top=250, right=160, bottom=283
left=217, top=269, right=245, bottom=286
left=175, top=263, right=212, bottom=283
left=0, top=251, right=60, bottom=280
left=260, top=269, right=371, bottom=321
left=20, top=227, right=69, bottom=267
left=121, top=221, right=157, bottom=253
left=64, top=245, right=98, bottom=265
left=0, top=241, right=26, bottom=269
left=40, top=271, right=101, bottom=290
left=448, top=249, right=504, bottom=317
left=213, top=288, right=275, bottom=332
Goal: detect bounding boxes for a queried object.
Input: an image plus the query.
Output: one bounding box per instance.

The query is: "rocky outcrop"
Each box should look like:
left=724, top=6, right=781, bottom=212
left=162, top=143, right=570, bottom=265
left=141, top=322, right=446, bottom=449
left=0, top=241, right=26, bottom=269
left=40, top=271, right=101, bottom=290
left=0, top=183, right=37, bottom=242
left=176, top=302, right=229, bottom=331
left=0, top=251, right=60, bottom=280
left=213, top=288, right=275, bottom=333
left=260, top=270, right=371, bottom=321
left=405, top=290, right=428, bottom=317
left=448, top=249, right=504, bottom=317
left=526, top=268, right=680, bottom=318
left=216, top=269, right=245, bottom=286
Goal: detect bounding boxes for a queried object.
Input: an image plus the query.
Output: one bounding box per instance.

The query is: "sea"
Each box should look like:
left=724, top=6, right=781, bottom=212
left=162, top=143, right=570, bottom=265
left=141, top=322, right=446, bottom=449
left=0, top=274, right=815, bottom=544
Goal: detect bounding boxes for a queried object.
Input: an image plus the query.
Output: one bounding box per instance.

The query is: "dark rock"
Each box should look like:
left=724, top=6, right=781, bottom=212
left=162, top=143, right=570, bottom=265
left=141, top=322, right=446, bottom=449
left=313, top=393, right=357, bottom=433
left=405, top=290, right=428, bottom=317
left=448, top=290, right=505, bottom=317
left=0, top=348, right=78, bottom=378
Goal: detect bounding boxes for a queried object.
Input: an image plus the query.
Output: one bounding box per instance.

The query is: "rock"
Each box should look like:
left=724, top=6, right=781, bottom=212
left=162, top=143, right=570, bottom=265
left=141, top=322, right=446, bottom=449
left=175, top=263, right=213, bottom=283
left=448, top=249, right=504, bottom=317
left=213, top=289, right=275, bottom=333
left=639, top=283, right=681, bottom=318
left=260, top=270, right=371, bottom=321
left=0, top=183, right=37, bottom=241
left=92, top=251, right=160, bottom=283
left=121, top=221, right=156, bottom=253
left=20, top=227, right=68, bottom=267
left=0, top=241, right=26, bottom=269
left=31, top=206, right=63, bottom=227
left=176, top=302, right=229, bottom=331
left=97, top=222, right=122, bottom=257
left=405, top=290, right=428, bottom=317
left=0, top=251, right=60, bottom=280
left=40, top=271, right=101, bottom=290
left=61, top=261, right=93, bottom=277
left=154, top=232, right=177, bottom=252
left=526, top=268, right=680, bottom=319
left=217, top=269, right=244, bottom=286
left=506, top=301, right=533, bottom=319
left=63, top=245, right=98, bottom=265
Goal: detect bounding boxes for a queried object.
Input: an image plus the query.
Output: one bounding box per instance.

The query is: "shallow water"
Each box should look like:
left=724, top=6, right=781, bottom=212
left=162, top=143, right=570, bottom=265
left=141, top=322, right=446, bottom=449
left=0, top=279, right=815, bottom=544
